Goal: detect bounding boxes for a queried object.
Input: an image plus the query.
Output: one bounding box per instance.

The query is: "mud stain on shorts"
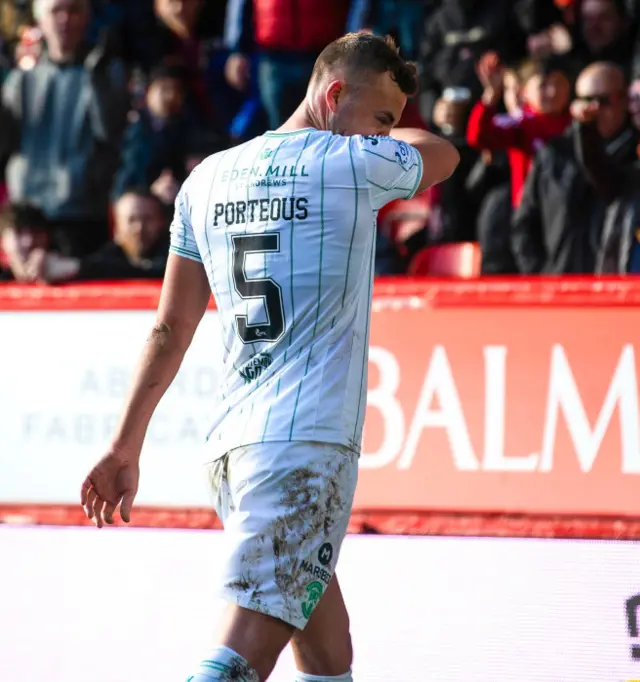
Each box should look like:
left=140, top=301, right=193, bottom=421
left=268, top=454, right=351, bottom=621
left=216, top=446, right=356, bottom=626
left=233, top=541, right=269, bottom=615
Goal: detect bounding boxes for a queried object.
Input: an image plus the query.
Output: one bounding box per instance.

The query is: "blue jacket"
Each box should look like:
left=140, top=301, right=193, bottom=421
left=112, top=108, right=189, bottom=199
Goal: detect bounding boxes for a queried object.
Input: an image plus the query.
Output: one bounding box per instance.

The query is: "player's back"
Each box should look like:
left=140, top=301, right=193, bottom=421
left=170, top=128, right=422, bottom=458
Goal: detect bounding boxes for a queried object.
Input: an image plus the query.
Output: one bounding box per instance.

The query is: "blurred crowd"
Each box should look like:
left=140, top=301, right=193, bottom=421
left=1, top=0, right=640, bottom=283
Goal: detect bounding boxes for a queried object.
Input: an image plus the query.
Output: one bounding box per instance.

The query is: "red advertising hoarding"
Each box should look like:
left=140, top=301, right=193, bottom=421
left=1, top=278, right=639, bottom=532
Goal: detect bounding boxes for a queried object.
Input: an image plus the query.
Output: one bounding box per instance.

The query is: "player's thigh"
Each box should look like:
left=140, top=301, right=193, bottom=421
left=210, top=442, right=358, bottom=631
left=208, top=452, right=297, bottom=680
left=291, top=574, right=353, bottom=676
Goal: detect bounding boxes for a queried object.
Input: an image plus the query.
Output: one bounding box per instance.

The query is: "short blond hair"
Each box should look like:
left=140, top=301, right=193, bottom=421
left=311, top=32, right=418, bottom=96
left=504, top=58, right=540, bottom=86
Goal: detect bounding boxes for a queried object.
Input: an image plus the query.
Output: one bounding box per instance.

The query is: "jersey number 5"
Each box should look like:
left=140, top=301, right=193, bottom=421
left=231, top=233, right=285, bottom=344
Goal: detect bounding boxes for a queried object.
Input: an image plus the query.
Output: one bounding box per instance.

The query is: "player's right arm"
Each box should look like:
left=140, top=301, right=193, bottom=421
left=111, top=170, right=211, bottom=456
left=354, top=129, right=459, bottom=210
left=80, top=177, right=210, bottom=527
left=109, top=252, right=211, bottom=456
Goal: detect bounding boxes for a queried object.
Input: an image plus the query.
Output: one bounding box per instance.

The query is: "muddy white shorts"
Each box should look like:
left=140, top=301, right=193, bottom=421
left=207, top=441, right=359, bottom=630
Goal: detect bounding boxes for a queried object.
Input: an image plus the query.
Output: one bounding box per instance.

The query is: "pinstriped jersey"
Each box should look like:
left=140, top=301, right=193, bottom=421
left=169, top=128, right=423, bottom=459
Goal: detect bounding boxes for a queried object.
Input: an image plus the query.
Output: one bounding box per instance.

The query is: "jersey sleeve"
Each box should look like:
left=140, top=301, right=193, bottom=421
left=169, top=175, right=202, bottom=263
left=353, top=135, right=423, bottom=210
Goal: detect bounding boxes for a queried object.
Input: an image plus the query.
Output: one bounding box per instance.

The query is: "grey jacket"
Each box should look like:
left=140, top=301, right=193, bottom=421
left=573, top=120, right=640, bottom=274
left=0, top=43, right=128, bottom=221
left=597, top=165, right=640, bottom=274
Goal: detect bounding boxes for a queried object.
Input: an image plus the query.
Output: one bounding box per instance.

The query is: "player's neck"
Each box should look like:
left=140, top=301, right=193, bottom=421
left=275, top=100, right=323, bottom=134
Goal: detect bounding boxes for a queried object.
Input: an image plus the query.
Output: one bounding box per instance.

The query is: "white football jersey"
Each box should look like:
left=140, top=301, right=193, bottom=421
left=169, top=128, right=423, bottom=459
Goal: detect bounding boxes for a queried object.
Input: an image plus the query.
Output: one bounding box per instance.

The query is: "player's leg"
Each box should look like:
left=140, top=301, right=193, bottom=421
left=189, top=604, right=294, bottom=681
left=290, top=574, right=353, bottom=681
left=187, top=443, right=358, bottom=682
left=282, top=443, right=358, bottom=682
left=187, top=453, right=294, bottom=681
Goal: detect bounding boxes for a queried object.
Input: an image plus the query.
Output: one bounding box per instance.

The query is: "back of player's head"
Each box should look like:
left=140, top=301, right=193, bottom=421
left=311, top=32, right=418, bottom=97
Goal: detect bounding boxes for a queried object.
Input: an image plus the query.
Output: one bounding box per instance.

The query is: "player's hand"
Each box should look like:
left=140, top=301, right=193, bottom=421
left=80, top=448, right=140, bottom=528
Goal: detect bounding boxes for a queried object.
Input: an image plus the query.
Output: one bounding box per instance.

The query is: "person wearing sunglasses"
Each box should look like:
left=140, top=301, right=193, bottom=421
left=573, top=70, right=640, bottom=274
left=513, top=61, right=637, bottom=274
left=573, top=69, right=640, bottom=202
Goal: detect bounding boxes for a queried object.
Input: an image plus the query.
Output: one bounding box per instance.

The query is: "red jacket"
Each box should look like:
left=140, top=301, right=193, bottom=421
left=467, top=101, right=571, bottom=207
left=254, top=0, right=349, bottom=52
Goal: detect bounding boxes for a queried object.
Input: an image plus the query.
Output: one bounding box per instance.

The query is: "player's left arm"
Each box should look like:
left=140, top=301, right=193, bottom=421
left=80, top=250, right=210, bottom=526
left=355, top=130, right=459, bottom=211
left=391, top=127, right=460, bottom=195
left=80, top=180, right=211, bottom=526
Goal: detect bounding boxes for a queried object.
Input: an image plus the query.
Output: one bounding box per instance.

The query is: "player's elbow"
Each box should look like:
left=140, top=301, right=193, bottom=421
left=438, top=140, right=460, bottom=182
left=150, top=320, right=192, bottom=355
left=419, top=139, right=460, bottom=192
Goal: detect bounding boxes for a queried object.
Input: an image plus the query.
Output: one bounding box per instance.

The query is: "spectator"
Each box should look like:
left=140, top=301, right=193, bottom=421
left=572, top=0, right=634, bottom=73
left=502, top=61, right=535, bottom=117
left=467, top=53, right=572, bottom=207
left=150, top=0, right=225, bottom=133
left=417, top=0, right=559, bottom=246
left=14, top=25, right=44, bottom=71
left=224, top=0, right=352, bottom=130
left=358, top=0, right=429, bottom=60
left=0, top=1, right=33, bottom=53
left=0, top=202, right=52, bottom=282
left=41, top=189, right=169, bottom=282
left=419, top=0, right=554, bottom=131
left=85, top=0, right=125, bottom=54
left=465, top=58, right=526, bottom=272
left=113, top=64, right=192, bottom=201
left=0, top=0, right=128, bottom=258
left=473, top=173, right=516, bottom=273
left=184, top=130, right=228, bottom=174
left=573, top=79, right=640, bottom=272
left=85, top=1, right=163, bottom=72
left=0, top=4, right=26, bottom=77
left=527, top=2, right=575, bottom=61
left=512, top=61, right=637, bottom=273
left=422, top=145, right=486, bottom=245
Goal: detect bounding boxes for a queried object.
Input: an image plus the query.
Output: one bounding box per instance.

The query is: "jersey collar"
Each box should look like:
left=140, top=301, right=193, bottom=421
left=264, top=128, right=317, bottom=138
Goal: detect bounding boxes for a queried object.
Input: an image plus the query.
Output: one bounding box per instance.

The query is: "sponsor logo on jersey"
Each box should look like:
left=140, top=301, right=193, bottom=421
left=239, top=352, right=273, bottom=384
left=395, top=141, right=412, bottom=170
left=221, top=165, right=309, bottom=183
